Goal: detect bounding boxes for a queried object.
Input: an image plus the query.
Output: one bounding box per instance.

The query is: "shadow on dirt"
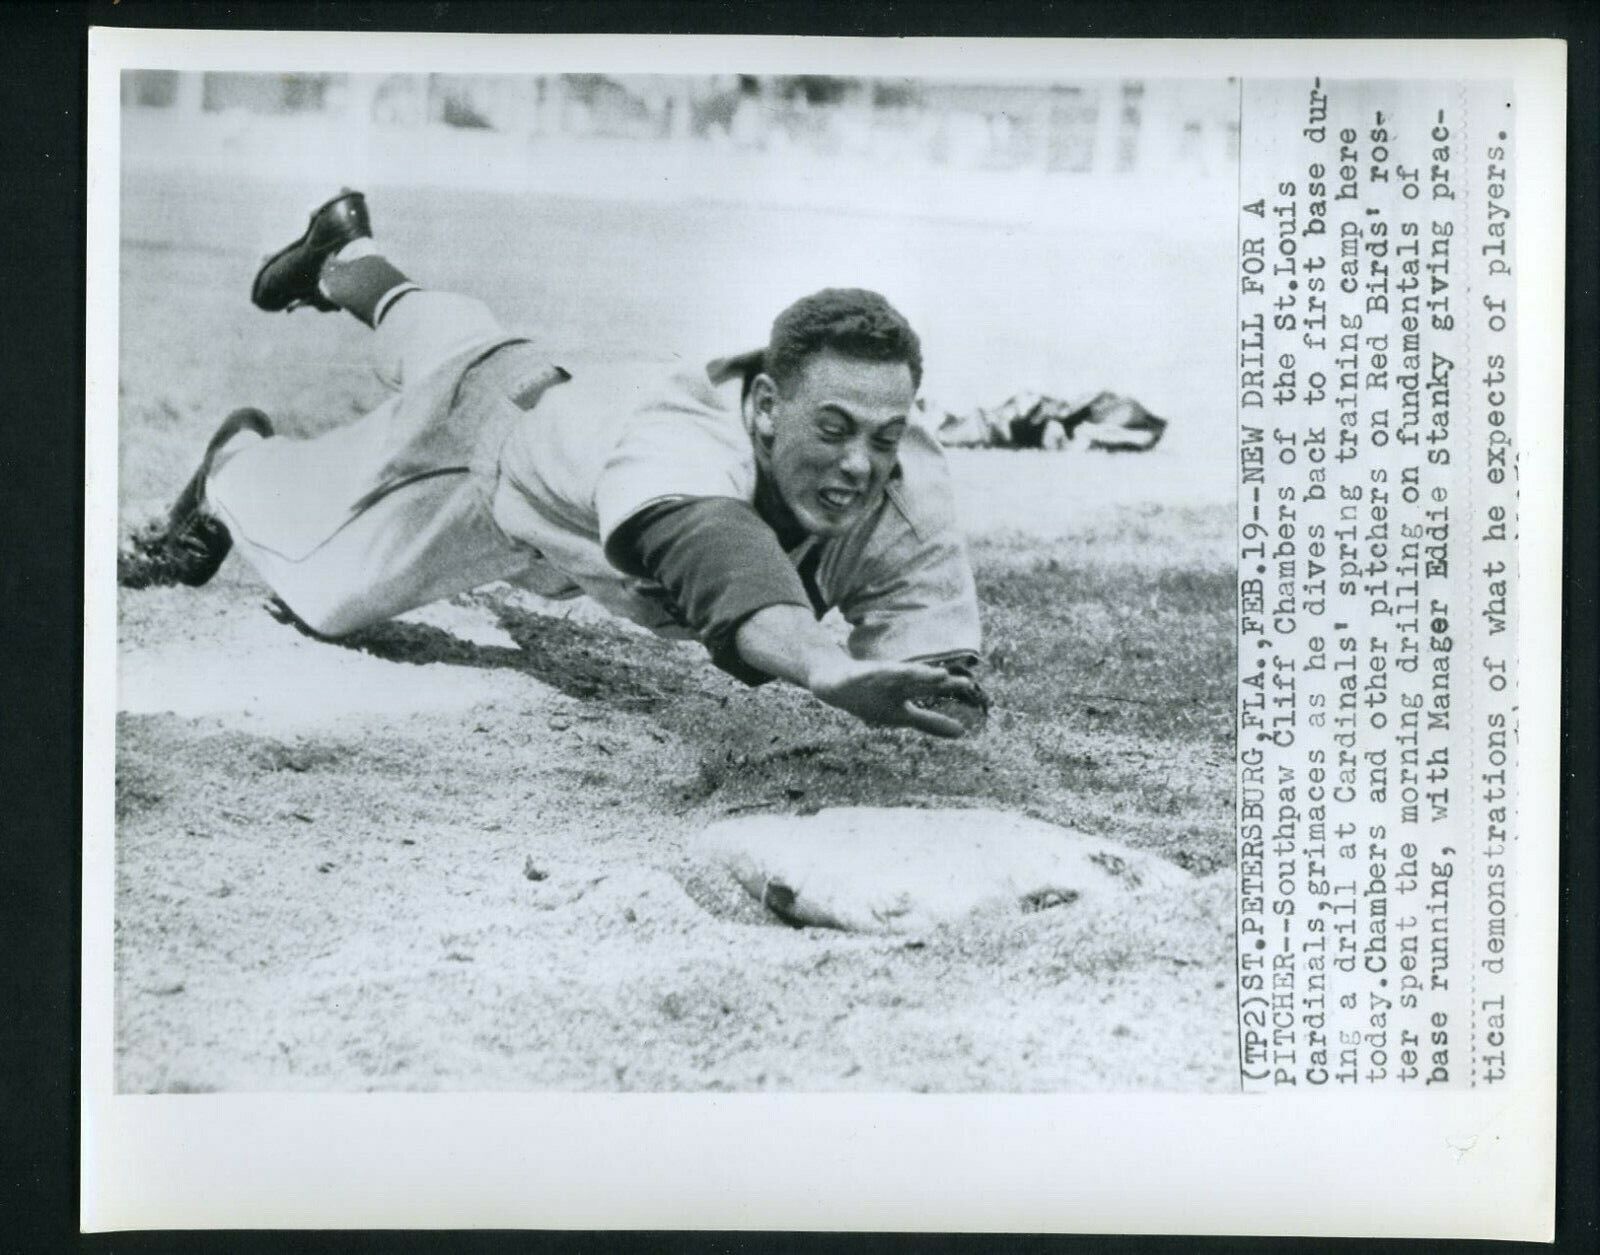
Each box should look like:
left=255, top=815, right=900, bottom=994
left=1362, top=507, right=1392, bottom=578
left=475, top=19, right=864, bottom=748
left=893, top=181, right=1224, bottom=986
left=271, top=592, right=689, bottom=713
left=261, top=561, right=1237, bottom=876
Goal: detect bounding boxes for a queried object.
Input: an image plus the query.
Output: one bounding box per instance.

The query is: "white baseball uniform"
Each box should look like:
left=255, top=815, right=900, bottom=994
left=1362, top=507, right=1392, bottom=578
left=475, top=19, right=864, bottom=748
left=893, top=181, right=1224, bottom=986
left=205, top=289, right=981, bottom=669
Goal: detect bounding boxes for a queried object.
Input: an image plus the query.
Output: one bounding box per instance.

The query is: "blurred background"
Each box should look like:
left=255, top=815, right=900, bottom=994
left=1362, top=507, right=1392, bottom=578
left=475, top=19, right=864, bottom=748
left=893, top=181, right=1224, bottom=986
left=122, top=70, right=1238, bottom=190
left=118, top=71, right=1240, bottom=516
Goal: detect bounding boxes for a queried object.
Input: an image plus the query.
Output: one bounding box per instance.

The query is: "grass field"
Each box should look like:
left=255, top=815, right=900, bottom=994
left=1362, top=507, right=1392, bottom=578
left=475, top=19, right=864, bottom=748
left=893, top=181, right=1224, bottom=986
left=112, top=166, right=1238, bottom=1091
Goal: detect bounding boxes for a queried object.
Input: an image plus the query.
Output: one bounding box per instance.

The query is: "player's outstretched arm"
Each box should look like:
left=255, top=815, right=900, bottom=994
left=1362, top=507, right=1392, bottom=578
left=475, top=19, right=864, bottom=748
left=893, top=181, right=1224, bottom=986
left=735, top=604, right=977, bottom=738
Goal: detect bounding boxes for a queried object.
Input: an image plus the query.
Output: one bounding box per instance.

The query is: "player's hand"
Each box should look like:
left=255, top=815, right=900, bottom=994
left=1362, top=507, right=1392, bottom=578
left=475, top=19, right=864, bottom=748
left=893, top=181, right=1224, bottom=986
left=806, top=656, right=981, bottom=738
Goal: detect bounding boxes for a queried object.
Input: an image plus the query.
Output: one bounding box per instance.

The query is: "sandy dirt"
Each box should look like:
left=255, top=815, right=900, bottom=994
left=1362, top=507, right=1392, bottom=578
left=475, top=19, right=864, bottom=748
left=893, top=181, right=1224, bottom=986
left=111, top=164, right=1239, bottom=1093
left=114, top=510, right=1238, bottom=1093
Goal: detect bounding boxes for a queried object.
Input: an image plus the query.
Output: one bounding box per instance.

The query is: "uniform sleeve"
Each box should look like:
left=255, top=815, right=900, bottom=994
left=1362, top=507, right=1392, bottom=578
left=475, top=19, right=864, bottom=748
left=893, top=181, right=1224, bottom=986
left=606, top=497, right=812, bottom=686
left=593, top=374, right=755, bottom=547
left=836, top=515, right=983, bottom=668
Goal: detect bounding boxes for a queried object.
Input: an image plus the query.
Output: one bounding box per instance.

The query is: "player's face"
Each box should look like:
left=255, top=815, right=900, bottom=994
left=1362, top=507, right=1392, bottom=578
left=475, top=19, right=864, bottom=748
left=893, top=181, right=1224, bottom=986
left=755, top=350, right=916, bottom=537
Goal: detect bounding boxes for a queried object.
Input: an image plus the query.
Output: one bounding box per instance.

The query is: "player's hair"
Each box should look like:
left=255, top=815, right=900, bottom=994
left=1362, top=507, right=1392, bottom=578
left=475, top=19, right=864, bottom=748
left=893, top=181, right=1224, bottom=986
left=765, top=288, right=923, bottom=393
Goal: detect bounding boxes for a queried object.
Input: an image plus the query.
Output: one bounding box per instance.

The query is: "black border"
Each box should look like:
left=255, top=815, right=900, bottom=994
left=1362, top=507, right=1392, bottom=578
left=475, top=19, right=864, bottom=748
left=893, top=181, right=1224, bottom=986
left=2, top=1, right=1594, bottom=1250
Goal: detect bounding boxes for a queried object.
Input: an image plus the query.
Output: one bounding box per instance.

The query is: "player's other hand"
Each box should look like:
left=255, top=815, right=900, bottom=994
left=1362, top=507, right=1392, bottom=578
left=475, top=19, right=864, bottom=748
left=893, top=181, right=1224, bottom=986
left=806, top=656, right=981, bottom=738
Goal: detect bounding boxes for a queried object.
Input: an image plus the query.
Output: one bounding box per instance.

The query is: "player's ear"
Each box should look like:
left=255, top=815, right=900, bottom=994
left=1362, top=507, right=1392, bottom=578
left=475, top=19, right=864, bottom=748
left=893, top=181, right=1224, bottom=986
left=749, top=372, right=780, bottom=448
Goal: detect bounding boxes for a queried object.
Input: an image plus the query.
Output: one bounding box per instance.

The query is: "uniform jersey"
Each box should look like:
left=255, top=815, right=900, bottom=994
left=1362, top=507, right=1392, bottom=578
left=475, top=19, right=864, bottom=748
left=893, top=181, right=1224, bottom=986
left=490, top=351, right=982, bottom=666
left=206, top=289, right=980, bottom=665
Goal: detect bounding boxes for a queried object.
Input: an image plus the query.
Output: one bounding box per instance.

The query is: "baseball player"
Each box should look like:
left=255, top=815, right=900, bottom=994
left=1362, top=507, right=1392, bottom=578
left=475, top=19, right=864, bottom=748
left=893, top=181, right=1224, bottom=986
left=120, top=190, right=988, bottom=738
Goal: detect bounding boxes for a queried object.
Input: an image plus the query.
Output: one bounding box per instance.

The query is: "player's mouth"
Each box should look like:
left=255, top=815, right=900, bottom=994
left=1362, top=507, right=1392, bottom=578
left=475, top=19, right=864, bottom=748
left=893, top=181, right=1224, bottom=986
left=817, top=487, right=860, bottom=513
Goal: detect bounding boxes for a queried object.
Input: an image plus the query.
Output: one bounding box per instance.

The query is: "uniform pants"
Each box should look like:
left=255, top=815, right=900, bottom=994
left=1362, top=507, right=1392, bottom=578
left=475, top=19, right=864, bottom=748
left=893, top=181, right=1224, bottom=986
left=205, top=292, right=558, bottom=637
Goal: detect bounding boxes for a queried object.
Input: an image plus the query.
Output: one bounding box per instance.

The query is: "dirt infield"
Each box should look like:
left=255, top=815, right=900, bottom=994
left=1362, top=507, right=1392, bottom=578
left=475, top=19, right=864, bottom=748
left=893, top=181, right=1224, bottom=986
left=111, top=170, right=1237, bottom=1091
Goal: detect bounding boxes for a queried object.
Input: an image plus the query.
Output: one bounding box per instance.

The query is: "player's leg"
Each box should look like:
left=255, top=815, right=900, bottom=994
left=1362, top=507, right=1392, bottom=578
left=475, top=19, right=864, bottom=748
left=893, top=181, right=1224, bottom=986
left=211, top=449, right=530, bottom=638
left=120, top=385, right=532, bottom=636
left=253, top=189, right=514, bottom=392
left=119, top=191, right=536, bottom=632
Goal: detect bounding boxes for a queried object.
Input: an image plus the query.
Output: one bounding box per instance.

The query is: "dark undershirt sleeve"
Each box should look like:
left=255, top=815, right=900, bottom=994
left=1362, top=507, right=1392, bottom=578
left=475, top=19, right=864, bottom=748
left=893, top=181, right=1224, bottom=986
left=605, top=497, right=814, bottom=685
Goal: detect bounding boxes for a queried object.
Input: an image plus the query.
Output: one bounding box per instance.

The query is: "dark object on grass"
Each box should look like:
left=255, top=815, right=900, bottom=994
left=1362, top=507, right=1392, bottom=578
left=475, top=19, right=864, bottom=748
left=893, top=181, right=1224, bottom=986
left=933, top=390, right=1168, bottom=453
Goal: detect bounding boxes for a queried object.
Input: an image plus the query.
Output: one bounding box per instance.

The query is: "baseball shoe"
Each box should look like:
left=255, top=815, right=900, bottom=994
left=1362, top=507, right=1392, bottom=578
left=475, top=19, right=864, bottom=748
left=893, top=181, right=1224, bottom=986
left=118, top=408, right=274, bottom=589
left=250, top=189, right=371, bottom=313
